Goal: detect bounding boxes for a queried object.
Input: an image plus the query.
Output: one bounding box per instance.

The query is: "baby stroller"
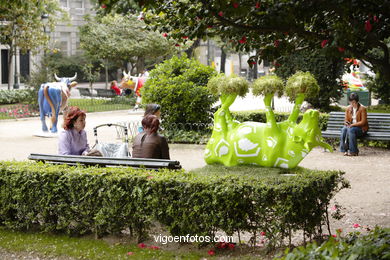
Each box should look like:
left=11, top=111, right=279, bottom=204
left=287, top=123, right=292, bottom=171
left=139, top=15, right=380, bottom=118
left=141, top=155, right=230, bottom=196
left=93, top=124, right=130, bottom=158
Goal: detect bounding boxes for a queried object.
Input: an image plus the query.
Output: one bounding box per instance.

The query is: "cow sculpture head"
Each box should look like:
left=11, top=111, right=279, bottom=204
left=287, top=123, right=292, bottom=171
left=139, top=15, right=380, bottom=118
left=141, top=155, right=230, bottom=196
left=54, top=72, right=78, bottom=89
left=120, top=71, right=138, bottom=90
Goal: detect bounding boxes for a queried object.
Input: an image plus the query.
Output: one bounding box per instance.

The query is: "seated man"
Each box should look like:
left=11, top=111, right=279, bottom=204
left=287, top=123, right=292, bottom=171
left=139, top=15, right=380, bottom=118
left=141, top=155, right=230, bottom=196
left=340, top=92, right=369, bottom=156
left=132, top=115, right=170, bottom=159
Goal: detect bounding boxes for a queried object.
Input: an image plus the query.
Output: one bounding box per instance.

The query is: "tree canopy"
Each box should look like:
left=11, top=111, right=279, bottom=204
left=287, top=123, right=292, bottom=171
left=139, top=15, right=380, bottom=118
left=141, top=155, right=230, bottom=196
left=98, top=0, right=390, bottom=83
left=79, top=14, right=177, bottom=74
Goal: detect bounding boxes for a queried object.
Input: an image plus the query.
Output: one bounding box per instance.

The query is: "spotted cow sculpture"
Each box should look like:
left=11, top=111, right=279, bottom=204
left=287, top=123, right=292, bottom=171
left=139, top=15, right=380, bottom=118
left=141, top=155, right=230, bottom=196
left=205, top=72, right=332, bottom=169
left=120, top=71, right=148, bottom=109
left=38, top=73, right=77, bottom=133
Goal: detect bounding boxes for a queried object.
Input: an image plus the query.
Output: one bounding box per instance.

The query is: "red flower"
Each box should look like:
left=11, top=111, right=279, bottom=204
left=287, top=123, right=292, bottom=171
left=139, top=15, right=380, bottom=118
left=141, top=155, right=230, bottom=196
left=336, top=228, right=342, bottom=233
left=162, top=33, right=168, bottom=37
left=338, top=47, right=345, bottom=52
left=218, top=11, right=224, bottom=17
left=353, top=223, right=361, bottom=228
left=149, top=245, right=160, bottom=250
left=127, top=252, right=134, bottom=255
left=332, top=234, right=337, bottom=238
left=274, top=40, right=280, bottom=47
left=138, top=243, right=146, bottom=248
left=365, top=20, right=372, bottom=32
left=373, top=15, right=379, bottom=22
left=260, top=231, right=266, bottom=236
left=255, top=2, right=261, bottom=9
left=182, top=36, right=189, bottom=39
left=207, top=25, right=213, bottom=29
left=101, top=4, right=107, bottom=8
left=228, top=243, right=235, bottom=249
left=233, top=2, right=239, bottom=8
left=208, top=249, right=215, bottom=256
left=239, top=36, right=247, bottom=44
left=250, top=61, right=257, bottom=65
left=321, top=40, right=328, bottom=48
left=175, top=43, right=180, bottom=47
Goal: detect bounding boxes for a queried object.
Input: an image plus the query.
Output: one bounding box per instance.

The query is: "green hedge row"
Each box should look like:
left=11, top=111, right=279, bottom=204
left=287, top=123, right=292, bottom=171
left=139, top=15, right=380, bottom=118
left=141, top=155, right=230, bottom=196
left=0, top=162, right=348, bottom=247
left=163, top=111, right=330, bottom=144
left=232, top=110, right=330, bottom=131
left=0, top=89, right=35, bottom=105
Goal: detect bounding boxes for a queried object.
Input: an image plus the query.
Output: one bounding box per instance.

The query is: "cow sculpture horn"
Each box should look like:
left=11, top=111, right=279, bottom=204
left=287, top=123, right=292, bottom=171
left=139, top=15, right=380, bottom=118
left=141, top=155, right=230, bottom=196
left=54, top=73, right=61, bottom=81
left=69, top=72, right=77, bottom=81
left=123, top=70, right=128, bottom=78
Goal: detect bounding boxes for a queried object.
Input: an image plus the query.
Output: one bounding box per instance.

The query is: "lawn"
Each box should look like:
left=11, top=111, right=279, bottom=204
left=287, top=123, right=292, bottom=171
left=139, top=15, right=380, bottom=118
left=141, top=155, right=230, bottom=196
left=0, top=227, right=204, bottom=260
left=68, top=97, right=135, bottom=113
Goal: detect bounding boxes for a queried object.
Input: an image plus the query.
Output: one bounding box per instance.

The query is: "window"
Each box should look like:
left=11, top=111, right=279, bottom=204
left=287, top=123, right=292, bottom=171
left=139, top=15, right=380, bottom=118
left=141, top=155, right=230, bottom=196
left=74, top=0, right=84, bottom=15
left=60, top=0, right=69, bottom=8
left=60, top=32, right=71, bottom=56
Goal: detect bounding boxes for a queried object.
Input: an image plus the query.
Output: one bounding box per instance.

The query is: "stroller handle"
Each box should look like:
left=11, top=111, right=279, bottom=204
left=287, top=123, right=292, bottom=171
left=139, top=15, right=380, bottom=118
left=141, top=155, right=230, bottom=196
left=93, top=124, right=128, bottom=143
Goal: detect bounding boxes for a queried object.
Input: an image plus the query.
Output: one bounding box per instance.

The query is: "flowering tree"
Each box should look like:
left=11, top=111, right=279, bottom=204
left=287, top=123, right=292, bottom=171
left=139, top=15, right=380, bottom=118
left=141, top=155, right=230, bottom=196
left=97, top=0, right=390, bottom=84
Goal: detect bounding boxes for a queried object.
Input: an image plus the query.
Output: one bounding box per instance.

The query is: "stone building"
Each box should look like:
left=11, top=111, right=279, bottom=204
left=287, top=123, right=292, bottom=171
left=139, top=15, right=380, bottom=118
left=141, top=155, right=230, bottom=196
left=0, top=0, right=96, bottom=88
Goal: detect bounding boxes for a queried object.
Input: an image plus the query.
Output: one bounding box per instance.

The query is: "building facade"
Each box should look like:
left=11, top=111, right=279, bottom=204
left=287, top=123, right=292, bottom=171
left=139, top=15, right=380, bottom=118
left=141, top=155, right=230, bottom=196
left=0, top=0, right=95, bottom=89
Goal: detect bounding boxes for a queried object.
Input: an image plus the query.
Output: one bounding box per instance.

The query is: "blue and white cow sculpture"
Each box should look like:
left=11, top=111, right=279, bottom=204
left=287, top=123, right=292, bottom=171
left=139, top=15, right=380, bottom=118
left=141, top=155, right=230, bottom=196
left=38, top=73, right=77, bottom=134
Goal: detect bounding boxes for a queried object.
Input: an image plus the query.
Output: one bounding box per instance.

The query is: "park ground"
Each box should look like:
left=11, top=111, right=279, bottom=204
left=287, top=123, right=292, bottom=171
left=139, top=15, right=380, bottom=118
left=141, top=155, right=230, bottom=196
left=0, top=110, right=389, bottom=259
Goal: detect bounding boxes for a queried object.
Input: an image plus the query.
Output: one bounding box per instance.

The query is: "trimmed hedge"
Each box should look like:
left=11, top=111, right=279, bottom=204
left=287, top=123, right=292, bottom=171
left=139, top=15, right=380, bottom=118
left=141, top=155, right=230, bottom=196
left=0, top=162, right=348, bottom=248
left=231, top=110, right=330, bottom=131
left=0, top=89, right=35, bottom=105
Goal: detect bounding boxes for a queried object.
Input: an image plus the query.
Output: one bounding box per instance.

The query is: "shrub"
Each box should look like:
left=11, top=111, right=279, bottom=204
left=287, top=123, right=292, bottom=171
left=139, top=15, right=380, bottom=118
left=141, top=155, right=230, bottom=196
left=232, top=110, right=330, bottom=131
left=275, top=49, right=345, bottom=111
left=285, top=71, right=320, bottom=101
left=0, top=89, right=36, bottom=105
left=276, top=227, right=390, bottom=260
left=252, top=75, right=284, bottom=97
left=0, top=161, right=348, bottom=248
left=366, top=73, right=390, bottom=104
left=208, top=73, right=249, bottom=97
left=141, top=55, right=218, bottom=130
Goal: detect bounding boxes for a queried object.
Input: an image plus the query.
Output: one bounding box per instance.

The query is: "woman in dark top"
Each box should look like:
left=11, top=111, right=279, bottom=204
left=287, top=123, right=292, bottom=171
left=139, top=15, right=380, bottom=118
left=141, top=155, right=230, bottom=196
left=132, top=115, right=170, bottom=159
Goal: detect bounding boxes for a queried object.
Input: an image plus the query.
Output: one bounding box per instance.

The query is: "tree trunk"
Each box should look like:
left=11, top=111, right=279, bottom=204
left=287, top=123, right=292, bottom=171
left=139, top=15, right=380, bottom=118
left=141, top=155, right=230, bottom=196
left=7, top=45, right=13, bottom=90
left=238, top=53, right=242, bottom=75
left=220, top=48, right=226, bottom=73
left=136, top=56, right=145, bottom=75
left=185, top=38, right=201, bottom=58
left=105, top=60, right=109, bottom=89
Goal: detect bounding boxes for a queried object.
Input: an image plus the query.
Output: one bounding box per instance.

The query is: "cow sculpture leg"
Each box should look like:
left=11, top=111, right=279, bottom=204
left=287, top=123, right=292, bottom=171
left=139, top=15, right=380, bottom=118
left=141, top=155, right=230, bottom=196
left=38, top=86, right=49, bottom=132
left=47, top=87, right=62, bottom=133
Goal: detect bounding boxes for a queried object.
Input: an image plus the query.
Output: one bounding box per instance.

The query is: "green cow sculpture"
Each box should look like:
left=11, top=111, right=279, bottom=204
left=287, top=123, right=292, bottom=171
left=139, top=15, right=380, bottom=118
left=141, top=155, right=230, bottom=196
left=205, top=72, right=332, bottom=169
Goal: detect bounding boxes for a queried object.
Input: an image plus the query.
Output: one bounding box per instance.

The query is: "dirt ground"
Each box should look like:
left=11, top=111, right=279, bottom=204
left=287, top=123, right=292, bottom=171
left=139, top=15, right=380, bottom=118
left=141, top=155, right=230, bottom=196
left=0, top=111, right=389, bottom=258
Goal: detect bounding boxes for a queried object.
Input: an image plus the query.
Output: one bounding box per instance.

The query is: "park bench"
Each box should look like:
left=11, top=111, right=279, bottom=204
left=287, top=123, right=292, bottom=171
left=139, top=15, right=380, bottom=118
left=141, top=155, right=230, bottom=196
left=78, top=88, right=93, bottom=97
left=28, top=153, right=182, bottom=170
left=322, top=111, right=390, bottom=141
left=96, top=89, right=117, bottom=98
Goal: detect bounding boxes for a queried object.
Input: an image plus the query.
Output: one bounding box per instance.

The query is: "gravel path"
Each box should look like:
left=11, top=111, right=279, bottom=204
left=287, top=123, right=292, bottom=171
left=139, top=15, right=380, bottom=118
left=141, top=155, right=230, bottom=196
left=1, top=110, right=389, bottom=258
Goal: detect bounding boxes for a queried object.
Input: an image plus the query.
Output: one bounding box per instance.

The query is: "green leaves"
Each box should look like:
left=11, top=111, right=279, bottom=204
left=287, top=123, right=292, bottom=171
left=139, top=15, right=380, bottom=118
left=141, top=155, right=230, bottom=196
left=286, top=71, right=320, bottom=101
left=0, top=161, right=348, bottom=248
left=207, top=73, right=249, bottom=97
left=142, top=54, right=217, bottom=129
left=252, top=75, right=284, bottom=97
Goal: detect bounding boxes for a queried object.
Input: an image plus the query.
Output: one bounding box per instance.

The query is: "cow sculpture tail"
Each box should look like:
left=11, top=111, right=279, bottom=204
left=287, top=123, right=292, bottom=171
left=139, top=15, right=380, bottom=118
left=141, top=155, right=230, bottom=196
left=43, top=85, right=57, bottom=129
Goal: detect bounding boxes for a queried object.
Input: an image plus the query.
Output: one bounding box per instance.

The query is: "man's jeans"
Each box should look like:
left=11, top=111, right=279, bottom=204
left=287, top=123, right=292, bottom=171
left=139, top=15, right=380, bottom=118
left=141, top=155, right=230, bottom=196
left=340, top=126, right=364, bottom=154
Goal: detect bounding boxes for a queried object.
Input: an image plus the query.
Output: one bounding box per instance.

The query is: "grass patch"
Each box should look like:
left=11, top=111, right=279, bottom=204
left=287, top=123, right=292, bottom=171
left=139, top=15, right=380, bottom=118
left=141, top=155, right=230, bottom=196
left=0, top=227, right=203, bottom=260
left=191, top=164, right=291, bottom=179
left=68, top=97, right=135, bottom=113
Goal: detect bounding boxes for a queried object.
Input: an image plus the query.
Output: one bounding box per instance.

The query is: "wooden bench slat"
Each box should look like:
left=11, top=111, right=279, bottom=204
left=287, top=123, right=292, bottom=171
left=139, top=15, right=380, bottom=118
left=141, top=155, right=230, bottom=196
left=322, top=112, right=390, bottom=141
left=28, top=154, right=182, bottom=170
